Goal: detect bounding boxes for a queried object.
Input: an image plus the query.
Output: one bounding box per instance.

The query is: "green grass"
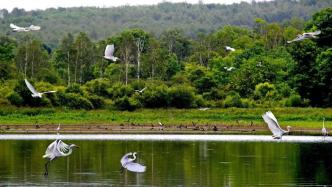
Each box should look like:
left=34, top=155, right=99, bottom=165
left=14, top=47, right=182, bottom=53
left=0, top=107, right=331, bottom=128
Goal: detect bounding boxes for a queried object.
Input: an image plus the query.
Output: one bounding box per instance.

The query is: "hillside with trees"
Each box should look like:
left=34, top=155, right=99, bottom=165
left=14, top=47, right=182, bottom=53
left=0, top=1, right=331, bottom=111
left=0, top=0, right=331, bottom=46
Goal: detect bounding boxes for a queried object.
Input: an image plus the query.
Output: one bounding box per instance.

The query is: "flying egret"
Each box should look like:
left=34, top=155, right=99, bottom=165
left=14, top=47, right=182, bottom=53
left=262, top=111, right=291, bottom=139
left=10, top=23, right=41, bottom=32
left=104, top=44, right=119, bottom=61
left=224, top=66, right=235, bottom=71
left=199, top=107, right=210, bottom=111
left=287, top=30, right=321, bottom=43
left=24, top=79, right=56, bottom=98
left=120, top=152, right=146, bottom=173
left=322, top=118, right=328, bottom=137
left=43, top=139, right=78, bottom=176
left=135, top=87, right=147, bottom=93
left=28, top=25, right=41, bottom=31
left=10, top=23, right=29, bottom=32
left=225, top=46, right=235, bottom=51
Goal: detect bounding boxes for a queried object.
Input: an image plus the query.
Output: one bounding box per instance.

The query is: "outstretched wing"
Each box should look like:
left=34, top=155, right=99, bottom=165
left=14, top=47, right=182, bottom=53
left=28, top=25, right=41, bottom=30
left=121, top=153, right=132, bottom=166
left=24, top=79, right=39, bottom=95
left=10, top=23, right=21, bottom=29
left=262, top=111, right=284, bottom=137
left=104, top=44, right=115, bottom=59
left=41, top=91, right=56, bottom=94
left=56, top=140, right=71, bottom=156
left=125, top=162, right=146, bottom=173
left=305, top=30, right=321, bottom=36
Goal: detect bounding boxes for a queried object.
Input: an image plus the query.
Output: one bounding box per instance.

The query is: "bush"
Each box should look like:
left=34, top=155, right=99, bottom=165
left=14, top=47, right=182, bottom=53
left=58, top=92, right=93, bottom=109
left=285, top=95, right=303, bottom=107
left=107, top=83, right=133, bottom=99
left=7, top=92, right=23, bottom=106
left=113, top=96, right=140, bottom=111
left=65, top=84, right=84, bottom=95
left=224, top=92, right=242, bottom=108
left=87, top=95, right=105, bottom=109
left=169, top=85, right=195, bottom=108
left=84, top=78, right=110, bottom=97
left=142, top=84, right=170, bottom=108
left=254, top=82, right=277, bottom=100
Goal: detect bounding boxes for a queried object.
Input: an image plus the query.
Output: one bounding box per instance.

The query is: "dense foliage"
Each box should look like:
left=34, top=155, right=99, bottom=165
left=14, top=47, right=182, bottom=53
left=0, top=0, right=331, bottom=46
left=0, top=3, right=331, bottom=110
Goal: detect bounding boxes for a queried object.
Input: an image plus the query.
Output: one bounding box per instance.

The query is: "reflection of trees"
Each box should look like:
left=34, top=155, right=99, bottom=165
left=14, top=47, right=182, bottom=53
left=297, top=143, right=332, bottom=184
left=0, top=140, right=330, bottom=185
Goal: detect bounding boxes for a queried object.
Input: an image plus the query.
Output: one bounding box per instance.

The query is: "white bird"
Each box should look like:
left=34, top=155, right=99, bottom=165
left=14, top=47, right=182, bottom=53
left=322, top=118, right=328, bottom=137
left=10, top=23, right=41, bottom=32
left=225, top=46, right=235, bottom=52
left=43, top=139, right=78, bottom=175
left=10, top=23, right=29, bottom=32
left=28, top=25, right=41, bottom=31
left=24, top=79, right=56, bottom=98
left=287, top=30, right=321, bottom=43
left=158, top=121, right=164, bottom=131
left=104, top=44, right=119, bottom=61
left=262, top=111, right=291, bottom=139
left=135, top=87, right=147, bottom=93
left=120, top=152, right=146, bottom=173
left=199, top=107, right=210, bottom=111
left=224, top=66, right=235, bottom=71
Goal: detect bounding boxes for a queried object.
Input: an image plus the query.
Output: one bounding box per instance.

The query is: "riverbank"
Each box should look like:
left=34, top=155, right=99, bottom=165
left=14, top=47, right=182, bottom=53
left=0, top=107, right=330, bottom=135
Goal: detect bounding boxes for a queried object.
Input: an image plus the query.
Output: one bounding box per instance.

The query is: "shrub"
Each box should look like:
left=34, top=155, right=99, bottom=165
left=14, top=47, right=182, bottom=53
left=107, top=83, right=133, bottom=99
left=7, top=92, right=23, bottom=106
left=142, top=84, right=170, bottom=108
left=285, top=95, right=303, bottom=107
left=65, top=84, right=84, bottom=95
left=58, top=92, right=93, bottom=109
left=113, top=96, right=139, bottom=111
left=169, top=85, right=195, bottom=108
left=254, top=82, right=277, bottom=100
left=224, top=92, right=242, bottom=108
left=84, top=78, right=110, bottom=97
left=87, top=95, right=105, bottom=109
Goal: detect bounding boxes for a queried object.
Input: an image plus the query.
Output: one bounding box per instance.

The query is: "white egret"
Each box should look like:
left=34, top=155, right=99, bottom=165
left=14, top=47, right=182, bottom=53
left=120, top=152, right=146, bottom=173
left=287, top=30, right=321, bottom=43
left=104, top=44, right=119, bottom=61
left=10, top=23, right=41, bottom=32
left=135, top=87, right=147, bottom=93
left=199, top=107, right=210, bottom=111
left=43, top=139, right=78, bottom=175
left=28, top=25, right=41, bottom=31
left=158, top=121, right=164, bottom=130
left=322, top=118, right=328, bottom=137
left=224, top=66, right=235, bottom=71
left=225, top=46, right=235, bottom=51
left=262, top=111, right=291, bottom=139
left=10, top=23, right=29, bottom=32
left=24, top=79, right=56, bottom=98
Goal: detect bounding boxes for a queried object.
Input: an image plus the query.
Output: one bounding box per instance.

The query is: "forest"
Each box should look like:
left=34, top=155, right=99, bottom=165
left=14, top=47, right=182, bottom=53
left=0, top=2, right=331, bottom=111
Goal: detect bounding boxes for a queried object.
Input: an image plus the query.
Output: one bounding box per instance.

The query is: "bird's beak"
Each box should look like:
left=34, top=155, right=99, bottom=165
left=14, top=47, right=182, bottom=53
left=74, top=145, right=79, bottom=148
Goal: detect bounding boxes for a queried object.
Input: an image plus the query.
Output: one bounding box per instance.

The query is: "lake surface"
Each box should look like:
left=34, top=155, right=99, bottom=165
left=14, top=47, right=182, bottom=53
left=0, top=135, right=331, bottom=186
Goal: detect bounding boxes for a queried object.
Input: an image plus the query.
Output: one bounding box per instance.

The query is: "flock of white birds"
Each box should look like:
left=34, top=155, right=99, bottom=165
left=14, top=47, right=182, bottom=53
left=13, top=22, right=325, bottom=175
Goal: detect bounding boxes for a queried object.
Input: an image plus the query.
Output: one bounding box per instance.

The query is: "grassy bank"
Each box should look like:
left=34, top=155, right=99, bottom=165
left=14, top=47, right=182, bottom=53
left=0, top=107, right=331, bottom=128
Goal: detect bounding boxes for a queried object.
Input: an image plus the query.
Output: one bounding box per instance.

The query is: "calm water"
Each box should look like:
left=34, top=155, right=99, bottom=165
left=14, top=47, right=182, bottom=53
left=0, top=135, right=331, bottom=186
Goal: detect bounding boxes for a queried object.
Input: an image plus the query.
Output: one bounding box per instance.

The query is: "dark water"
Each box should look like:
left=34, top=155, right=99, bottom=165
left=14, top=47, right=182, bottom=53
left=0, top=139, right=331, bottom=186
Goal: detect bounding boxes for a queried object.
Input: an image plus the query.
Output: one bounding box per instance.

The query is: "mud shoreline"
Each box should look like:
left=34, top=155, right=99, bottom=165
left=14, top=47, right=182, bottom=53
left=0, top=124, right=323, bottom=135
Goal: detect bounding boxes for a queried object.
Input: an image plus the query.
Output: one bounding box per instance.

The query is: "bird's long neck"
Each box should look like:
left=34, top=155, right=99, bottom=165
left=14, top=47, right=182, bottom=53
left=132, top=153, right=137, bottom=161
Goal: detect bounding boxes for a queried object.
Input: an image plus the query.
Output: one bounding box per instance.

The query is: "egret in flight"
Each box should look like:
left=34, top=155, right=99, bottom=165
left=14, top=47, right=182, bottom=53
left=224, top=66, right=235, bottom=71
left=262, top=111, right=291, bottom=139
left=322, top=118, right=328, bottom=137
left=135, top=87, right=147, bottom=93
left=43, top=139, right=78, bottom=176
left=225, top=46, right=235, bottom=52
left=287, top=30, right=321, bottom=43
left=10, top=23, right=40, bottom=32
left=120, top=152, right=146, bottom=173
left=24, top=79, right=56, bottom=98
left=198, top=107, right=210, bottom=111
left=104, top=44, right=119, bottom=61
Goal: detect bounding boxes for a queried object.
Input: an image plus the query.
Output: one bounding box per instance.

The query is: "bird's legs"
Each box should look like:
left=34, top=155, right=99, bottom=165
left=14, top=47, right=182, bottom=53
left=44, top=160, right=50, bottom=176
left=119, top=166, right=124, bottom=174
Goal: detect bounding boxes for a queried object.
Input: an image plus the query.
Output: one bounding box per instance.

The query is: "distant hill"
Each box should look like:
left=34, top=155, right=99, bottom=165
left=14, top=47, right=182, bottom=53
left=1, top=0, right=331, bottom=46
